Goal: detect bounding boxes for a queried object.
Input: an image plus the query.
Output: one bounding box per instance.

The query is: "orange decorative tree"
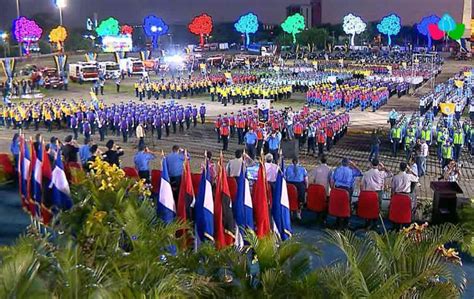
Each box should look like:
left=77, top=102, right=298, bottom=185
left=49, top=26, right=68, bottom=51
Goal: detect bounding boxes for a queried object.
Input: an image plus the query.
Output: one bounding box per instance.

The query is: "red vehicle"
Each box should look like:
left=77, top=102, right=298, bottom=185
left=32, top=68, right=64, bottom=89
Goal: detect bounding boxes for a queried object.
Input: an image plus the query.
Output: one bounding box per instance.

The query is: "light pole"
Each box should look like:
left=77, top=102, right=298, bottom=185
left=56, top=0, right=66, bottom=26
left=16, top=0, right=21, bottom=56
left=1, top=33, right=8, bottom=57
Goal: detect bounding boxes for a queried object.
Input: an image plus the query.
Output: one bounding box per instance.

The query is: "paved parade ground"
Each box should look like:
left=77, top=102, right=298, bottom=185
left=0, top=57, right=472, bottom=204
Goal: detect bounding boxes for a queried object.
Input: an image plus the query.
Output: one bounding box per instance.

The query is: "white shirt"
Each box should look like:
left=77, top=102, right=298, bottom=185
left=265, top=162, right=279, bottom=183
left=226, top=158, right=243, bottom=177
left=308, top=164, right=331, bottom=194
left=391, top=171, right=418, bottom=194
left=421, top=143, right=429, bottom=157
left=136, top=125, right=145, bottom=138
left=362, top=168, right=391, bottom=191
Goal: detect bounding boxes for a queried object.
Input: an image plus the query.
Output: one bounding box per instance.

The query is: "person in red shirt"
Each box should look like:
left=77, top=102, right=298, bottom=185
left=293, top=122, right=304, bottom=149
left=256, top=125, right=265, bottom=157
left=229, top=112, right=236, bottom=137
left=326, top=124, right=334, bottom=152
left=220, top=122, right=230, bottom=151
left=317, top=128, right=327, bottom=156
left=215, top=115, right=222, bottom=143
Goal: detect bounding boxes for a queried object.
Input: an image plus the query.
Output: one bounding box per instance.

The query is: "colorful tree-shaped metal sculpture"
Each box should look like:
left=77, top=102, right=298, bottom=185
left=143, top=15, right=169, bottom=48
left=13, top=17, right=43, bottom=55
left=188, top=14, right=213, bottom=46
left=281, top=13, right=305, bottom=44
left=49, top=25, right=68, bottom=51
left=416, top=15, right=440, bottom=49
left=96, top=17, right=120, bottom=37
left=448, top=23, right=465, bottom=41
left=234, top=13, right=259, bottom=47
left=121, top=24, right=134, bottom=36
left=377, top=14, right=401, bottom=46
left=342, top=13, right=367, bottom=47
left=437, top=13, right=456, bottom=33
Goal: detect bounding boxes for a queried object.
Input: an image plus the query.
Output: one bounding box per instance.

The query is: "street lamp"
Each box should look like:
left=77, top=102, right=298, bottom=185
left=55, top=0, right=66, bottom=26
left=1, top=32, right=8, bottom=57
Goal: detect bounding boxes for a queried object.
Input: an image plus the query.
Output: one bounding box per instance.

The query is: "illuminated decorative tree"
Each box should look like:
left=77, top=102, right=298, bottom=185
left=121, top=24, right=134, bottom=36
left=49, top=25, right=68, bottom=51
left=234, top=13, right=259, bottom=47
left=417, top=15, right=440, bottom=48
left=428, top=24, right=445, bottom=41
left=437, top=13, right=456, bottom=34
left=448, top=23, right=465, bottom=41
left=342, top=13, right=366, bottom=47
left=377, top=14, right=401, bottom=46
left=188, top=14, right=213, bottom=46
left=96, top=17, right=120, bottom=37
left=13, top=17, right=43, bottom=55
left=281, top=13, right=305, bottom=44
left=143, top=15, right=169, bottom=48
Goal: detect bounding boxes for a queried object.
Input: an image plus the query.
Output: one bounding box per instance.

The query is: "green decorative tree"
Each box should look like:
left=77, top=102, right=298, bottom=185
left=95, top=17, right=120, bottom=37
left=281, top=13, right=305, bottom=44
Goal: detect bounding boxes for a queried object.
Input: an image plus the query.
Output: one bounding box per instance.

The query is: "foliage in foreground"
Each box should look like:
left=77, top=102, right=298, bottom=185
left=0, top=160, right=467, bottom=298
left=458, top=198, right=474, bottom=256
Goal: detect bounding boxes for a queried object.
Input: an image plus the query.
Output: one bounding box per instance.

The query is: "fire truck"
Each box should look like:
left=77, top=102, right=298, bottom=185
left=69, top=62, right=99, bottom=82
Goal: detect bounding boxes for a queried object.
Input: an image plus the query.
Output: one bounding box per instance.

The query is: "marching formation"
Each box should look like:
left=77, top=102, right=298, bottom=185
left=0, top=99, right=207, bottom=144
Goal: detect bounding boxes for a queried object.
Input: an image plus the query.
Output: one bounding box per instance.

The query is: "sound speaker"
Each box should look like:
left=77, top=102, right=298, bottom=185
left=281, top=140, right=298, bottom=160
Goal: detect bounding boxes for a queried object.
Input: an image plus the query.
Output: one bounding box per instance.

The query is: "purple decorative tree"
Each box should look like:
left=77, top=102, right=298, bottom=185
left=13, top=17, right=43, bottom=55
left=416, top=15, right=440, bottom=49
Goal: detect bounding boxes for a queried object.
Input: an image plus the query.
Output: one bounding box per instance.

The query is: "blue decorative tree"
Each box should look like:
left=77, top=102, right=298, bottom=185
left=143, top=15, right=169, bottom=48
left=417, top=15, right=440, bottom=49
left=234, top=13, right=259, bottom=47
left=377, top=14, right=401, bottom=46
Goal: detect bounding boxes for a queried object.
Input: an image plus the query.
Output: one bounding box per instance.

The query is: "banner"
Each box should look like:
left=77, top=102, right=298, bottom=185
left=102, top=35, right=132, bottom=53
left=257, top=99, right=271, bottom=122
left=84, top=52, right=97, bottom=62
left=54, top=54, right=68, bottom=78
left=440, top=103, right=455, bottom=115
left=1, top=58, right=15, bottom=80
left=139, top=50, right=151, bottom=61
left=454, top=80, right=464, bottom=88
left=114, top=51, right=126, bottom=63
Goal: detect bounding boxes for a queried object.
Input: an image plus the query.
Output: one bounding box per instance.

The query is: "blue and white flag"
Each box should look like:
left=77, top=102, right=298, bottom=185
left=195, top=162, right=214, bottom=243
left=33, top=142, right=43, bottom=216
left=157, top=157, right=176, bottom=223
left=21, top=139, right=31, bottom=206
left=272, top=160, right=292, bottom=241
left=233, top=163, right=254, bottom=245
left=49, top=151, right=73, bottom=211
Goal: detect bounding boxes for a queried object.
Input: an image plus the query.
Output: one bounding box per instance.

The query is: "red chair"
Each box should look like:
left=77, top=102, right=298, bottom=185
left=123, top=167, right=139, bottom=180
left=191, top=173, right=202, bottom=197
left=227, top=176, right=238, bottom=201
left=151, top=169, right=162, bottom=194
left=328, top=188, right=351, bottom=218
left=306, top=184, right=327, bottom=213
left=0, top=153, right=15, bottom=178
left=287, top=183, right=299, bottom=212
left=389, top=193, right=412, bottom=224
left=357, top=191, right=380, bottom=220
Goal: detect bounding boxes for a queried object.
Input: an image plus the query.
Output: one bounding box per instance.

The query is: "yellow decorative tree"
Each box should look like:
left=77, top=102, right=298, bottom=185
left=49, top=26, right=68, bottom=51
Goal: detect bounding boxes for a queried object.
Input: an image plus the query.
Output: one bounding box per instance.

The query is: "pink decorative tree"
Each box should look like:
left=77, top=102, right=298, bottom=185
left=13, top=17, right=43, bottom=55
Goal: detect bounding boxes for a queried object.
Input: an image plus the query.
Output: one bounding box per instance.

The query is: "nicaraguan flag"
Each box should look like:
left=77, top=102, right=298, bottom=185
left=157, top=157, right=176, bottom=223
left=272, top=160, right=292, bottom=241
left=234, top=163, right=254, bottom=241
left=20, top=137, right=31, bottom=213
left=50, top=151, right=73, bottom=211
left=33, top=141, right=43, bottom=216
left=195, top=162, right=214, bottom=242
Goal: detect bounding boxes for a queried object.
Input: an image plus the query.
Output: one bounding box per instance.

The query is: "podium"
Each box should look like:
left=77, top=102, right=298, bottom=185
left=430, top=181, right=463, bottom=224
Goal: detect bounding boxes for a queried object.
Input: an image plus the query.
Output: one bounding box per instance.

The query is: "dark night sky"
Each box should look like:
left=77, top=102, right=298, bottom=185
left=0, top=0, right=471, bottom=29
